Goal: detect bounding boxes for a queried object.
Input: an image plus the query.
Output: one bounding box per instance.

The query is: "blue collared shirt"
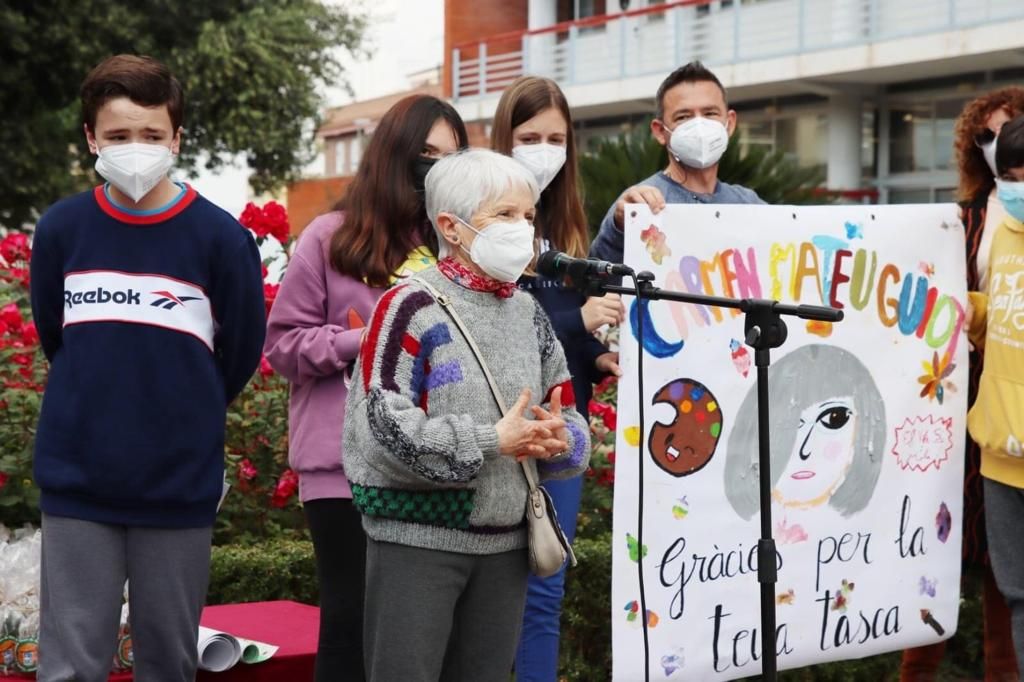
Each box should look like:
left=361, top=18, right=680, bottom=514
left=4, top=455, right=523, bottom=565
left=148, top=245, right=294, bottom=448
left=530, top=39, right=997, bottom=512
left=589, top=170, right=763, bottom=265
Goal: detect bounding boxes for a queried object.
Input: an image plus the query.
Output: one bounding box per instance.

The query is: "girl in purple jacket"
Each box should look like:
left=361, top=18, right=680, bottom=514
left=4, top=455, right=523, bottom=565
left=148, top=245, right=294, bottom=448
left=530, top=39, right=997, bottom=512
left=264, top=94, right=468, bottom=682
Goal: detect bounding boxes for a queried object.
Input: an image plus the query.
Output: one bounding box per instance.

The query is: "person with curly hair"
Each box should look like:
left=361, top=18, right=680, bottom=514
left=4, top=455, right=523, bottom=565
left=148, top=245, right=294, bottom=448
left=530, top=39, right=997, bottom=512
left=899, top=85, right=1024, bottom=682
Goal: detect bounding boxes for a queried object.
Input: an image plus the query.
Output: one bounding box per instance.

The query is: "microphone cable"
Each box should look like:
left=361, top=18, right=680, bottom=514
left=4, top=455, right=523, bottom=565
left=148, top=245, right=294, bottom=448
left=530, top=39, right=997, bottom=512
left=630, top=271, right=652, bottom=682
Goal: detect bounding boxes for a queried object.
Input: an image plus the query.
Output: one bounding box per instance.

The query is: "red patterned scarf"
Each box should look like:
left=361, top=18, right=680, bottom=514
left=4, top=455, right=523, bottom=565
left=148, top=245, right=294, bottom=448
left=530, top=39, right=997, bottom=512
left=437, top=257, right=517, bottom=298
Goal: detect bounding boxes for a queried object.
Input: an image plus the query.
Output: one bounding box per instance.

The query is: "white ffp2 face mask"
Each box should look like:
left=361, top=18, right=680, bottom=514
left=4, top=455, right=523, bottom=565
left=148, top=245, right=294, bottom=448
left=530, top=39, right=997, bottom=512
left=512, top=143, right=567, bottom=192
left=664, top=117, right=729, bottom=169
left=456, top=216, right=535, bottom=283
left=95, top=143, right=175, bottom=202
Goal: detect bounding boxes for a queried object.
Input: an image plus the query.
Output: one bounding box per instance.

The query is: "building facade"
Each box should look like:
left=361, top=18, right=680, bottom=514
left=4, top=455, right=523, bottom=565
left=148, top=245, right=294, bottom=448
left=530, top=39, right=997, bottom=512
left=445, top=0, right=1024, bottom=203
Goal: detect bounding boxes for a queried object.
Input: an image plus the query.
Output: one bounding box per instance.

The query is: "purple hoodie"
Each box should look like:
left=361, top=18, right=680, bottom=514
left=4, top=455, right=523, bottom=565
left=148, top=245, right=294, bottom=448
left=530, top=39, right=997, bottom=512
left=264, top=212, right=385, bottom=502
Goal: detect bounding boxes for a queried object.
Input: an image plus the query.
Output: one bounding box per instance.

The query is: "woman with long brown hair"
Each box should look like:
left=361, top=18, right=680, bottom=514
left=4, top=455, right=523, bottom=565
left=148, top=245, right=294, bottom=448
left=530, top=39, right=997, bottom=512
left=263, top=94, right=467, bottom=682
left=492, top=75, right=622, bottom=681
left=899, top=85, right=1024, bottom=682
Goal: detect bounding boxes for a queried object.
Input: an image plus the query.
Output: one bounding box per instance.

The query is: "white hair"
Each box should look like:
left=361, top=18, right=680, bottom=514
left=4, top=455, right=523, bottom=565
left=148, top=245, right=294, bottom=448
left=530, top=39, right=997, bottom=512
left=425, top=148, right=540, bottom=257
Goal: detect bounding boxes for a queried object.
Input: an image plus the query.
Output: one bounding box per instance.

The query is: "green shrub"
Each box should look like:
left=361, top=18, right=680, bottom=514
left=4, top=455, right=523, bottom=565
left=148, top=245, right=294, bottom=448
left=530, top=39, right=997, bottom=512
left=207, top=538, right=317, bottom=606
left=561, top=534, right=613, bottom=680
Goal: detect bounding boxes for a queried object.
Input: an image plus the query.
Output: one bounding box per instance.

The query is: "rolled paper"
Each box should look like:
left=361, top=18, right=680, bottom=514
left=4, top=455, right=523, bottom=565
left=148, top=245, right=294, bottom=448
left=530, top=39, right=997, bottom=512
left=197, top=626, right=241, bottom=672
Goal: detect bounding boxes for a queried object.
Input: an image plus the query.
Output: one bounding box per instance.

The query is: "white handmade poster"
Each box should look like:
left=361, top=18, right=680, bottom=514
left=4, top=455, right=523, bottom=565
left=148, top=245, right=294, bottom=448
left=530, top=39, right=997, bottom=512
left=611, top=204, right=968, bottom=681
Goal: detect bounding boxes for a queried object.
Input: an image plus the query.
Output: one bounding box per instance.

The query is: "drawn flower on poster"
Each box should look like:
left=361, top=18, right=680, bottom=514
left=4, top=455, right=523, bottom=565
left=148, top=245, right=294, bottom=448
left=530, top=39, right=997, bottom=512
left=640, top=224, right=671, bottom=264
left=671, top=496, right=689, bottom=520
left=624, top=601, right=659, bottom=628
left=831, top=579, right=855, bottom=613
left=935, top=502, right=952, bottom=543
left=626, top=533, right=648, bottom=563
left=660, top=648, right=685, bottom=677
left=723, top=345, right=886, bottom=520
left=776, top=589, right=796, bottom=605
left=918, top=351, right=956, bottom=404
left=728, top=339, right=751, bottom=378
left=844, top=221, right=864, bottom=239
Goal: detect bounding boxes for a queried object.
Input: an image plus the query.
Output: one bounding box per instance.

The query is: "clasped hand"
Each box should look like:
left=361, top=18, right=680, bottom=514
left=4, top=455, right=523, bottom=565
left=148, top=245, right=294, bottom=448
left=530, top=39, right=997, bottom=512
left=495, top=387, right=569, bottom=462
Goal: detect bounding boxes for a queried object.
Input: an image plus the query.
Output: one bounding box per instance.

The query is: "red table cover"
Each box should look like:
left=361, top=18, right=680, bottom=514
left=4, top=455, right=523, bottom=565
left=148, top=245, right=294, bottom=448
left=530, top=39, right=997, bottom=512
left=3, top=600, right=318, bottom=681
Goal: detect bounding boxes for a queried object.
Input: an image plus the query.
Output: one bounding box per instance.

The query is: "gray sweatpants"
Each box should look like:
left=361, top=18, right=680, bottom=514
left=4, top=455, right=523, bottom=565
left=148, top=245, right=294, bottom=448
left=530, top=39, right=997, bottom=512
left=984, top=477, right=1024, bottom=677
left=363, top=538, right=529, bottom=682
left=37, top=513, right=212, bottom=682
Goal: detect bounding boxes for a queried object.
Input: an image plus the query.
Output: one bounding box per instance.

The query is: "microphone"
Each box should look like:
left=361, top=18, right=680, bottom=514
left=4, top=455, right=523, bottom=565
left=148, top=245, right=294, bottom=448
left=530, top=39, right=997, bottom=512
left=536, top=250, right=634, bottom=281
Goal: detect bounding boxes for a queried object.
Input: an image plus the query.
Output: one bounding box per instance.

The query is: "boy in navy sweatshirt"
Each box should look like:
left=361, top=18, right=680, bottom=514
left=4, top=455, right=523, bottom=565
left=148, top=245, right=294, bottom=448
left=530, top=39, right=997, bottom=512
left=29, top=55, right=265, bottom=682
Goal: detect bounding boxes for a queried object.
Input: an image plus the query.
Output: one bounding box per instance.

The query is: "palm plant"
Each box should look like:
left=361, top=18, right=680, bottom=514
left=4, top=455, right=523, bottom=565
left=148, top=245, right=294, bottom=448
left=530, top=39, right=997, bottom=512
left=578, top=123, right=829, bottom=234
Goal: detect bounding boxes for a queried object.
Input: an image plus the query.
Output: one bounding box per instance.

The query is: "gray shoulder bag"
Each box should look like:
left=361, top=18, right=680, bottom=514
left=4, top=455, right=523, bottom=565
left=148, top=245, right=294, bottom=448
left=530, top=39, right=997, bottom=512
left=416, top=279, right=577, bottom=578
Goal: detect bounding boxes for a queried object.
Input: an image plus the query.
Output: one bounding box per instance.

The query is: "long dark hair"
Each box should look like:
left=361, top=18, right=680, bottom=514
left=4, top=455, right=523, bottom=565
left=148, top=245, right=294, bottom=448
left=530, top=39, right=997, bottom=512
left=491, top=77, right=588, bottom=258
left=330, top=94, right=468, bottom=286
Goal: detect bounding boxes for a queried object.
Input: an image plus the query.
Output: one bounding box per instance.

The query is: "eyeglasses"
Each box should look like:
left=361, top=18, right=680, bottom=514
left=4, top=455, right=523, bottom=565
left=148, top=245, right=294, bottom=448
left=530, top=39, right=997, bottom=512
left=974, top=128, right=996, bottom=148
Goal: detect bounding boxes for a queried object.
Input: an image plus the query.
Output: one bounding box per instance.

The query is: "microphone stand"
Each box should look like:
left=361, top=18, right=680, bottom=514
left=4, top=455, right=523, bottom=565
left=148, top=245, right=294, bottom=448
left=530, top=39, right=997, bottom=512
left=581, top=271, right=843, bottom=682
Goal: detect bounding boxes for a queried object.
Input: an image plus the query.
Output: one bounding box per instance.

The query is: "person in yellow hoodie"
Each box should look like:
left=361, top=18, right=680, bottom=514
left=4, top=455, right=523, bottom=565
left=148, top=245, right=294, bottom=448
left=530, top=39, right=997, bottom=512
left=968, top=113, right=1024, bottom=677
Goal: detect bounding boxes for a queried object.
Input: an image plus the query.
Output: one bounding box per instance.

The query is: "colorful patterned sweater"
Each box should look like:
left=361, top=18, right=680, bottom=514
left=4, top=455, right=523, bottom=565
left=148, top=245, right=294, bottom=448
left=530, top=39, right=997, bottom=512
left=343, top=265, right=591, bottom=555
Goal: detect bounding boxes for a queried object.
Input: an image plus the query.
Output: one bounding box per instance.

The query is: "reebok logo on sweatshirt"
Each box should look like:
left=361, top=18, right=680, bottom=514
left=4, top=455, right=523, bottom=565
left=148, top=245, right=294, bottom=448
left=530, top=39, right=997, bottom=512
left=62, top=271, right=214, bottom=350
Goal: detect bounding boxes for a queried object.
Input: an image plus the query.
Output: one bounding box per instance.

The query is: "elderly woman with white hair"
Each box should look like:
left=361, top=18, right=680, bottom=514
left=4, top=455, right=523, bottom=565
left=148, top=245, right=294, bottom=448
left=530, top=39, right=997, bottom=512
left=342, top=148, right=591, bottom=681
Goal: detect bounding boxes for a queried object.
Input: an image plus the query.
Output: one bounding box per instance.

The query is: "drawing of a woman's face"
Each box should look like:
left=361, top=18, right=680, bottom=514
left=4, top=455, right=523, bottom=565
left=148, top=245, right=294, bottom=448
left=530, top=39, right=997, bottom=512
left=773, top=396, right=857, bottom=509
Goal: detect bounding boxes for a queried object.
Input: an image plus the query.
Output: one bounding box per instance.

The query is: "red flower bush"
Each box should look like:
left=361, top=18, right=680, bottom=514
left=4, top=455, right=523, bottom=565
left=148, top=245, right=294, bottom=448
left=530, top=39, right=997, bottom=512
left=2, top=303, right=23, bottom=331
left=588, top=399, right=617, bottom=432
left=270, top=469, right=299, bottom=508
left=259, top=356, right=275, bottom=378
left=0, top=233, right=32, bottom=288
left=263, top=283, right=280, bottom=316
left=0, top=230, right=45, bottom=522
left=0, top=234, right=29, bottom=266
left=237, top=458, right=258, bottom=482
left=239, top=201, right=291, bottom=244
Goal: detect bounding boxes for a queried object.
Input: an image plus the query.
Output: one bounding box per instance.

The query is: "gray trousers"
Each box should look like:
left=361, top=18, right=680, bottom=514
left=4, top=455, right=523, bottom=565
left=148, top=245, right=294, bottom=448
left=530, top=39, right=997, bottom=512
left=363, top=538, right=529, bottom=682
left=37, top=513, right=212, bottom=682
left=984, top=477, right=1024, bottom=677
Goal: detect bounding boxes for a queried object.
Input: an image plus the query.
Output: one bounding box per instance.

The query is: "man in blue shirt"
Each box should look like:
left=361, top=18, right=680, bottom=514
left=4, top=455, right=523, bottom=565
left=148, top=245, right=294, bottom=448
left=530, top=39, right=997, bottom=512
left=590, top=61, right=763, bottom=264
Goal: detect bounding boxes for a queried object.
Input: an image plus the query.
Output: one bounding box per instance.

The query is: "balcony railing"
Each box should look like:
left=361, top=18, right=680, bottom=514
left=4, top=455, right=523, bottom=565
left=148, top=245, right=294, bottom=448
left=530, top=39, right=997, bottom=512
left=451, top=0, right=1024, bottom=100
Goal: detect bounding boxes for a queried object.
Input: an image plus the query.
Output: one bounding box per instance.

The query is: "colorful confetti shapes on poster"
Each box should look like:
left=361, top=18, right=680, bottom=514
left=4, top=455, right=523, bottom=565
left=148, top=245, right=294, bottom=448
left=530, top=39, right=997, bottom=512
left=624, top=601, right=660, bottom=628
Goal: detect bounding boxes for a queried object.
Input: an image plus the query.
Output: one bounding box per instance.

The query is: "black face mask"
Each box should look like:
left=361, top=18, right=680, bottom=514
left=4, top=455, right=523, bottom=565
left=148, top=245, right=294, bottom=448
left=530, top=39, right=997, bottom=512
left=412, top=156, right=438, bottom=195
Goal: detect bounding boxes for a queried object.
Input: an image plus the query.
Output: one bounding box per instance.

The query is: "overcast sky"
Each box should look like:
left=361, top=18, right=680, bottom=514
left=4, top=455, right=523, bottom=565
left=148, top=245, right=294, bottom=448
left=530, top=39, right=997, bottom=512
left=333, top=0, right=444, bottom=104
left=192, top=0, right=445, bottom=217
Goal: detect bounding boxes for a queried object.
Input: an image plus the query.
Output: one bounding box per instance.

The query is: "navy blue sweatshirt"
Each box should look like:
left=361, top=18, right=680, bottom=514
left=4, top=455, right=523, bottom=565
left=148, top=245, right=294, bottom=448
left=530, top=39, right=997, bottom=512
left=29, top=185, right=266, bottom=528
left=520, top=248, right=609, bottom=418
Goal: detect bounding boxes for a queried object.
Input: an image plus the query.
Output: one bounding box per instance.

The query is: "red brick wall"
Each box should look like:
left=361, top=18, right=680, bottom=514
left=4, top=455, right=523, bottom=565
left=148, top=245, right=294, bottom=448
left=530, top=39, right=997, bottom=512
left=285, top=176, right=353, bottom=236
left=466, top=122, right=490, bottom=147
left=444, top=0, right=529, bottom=97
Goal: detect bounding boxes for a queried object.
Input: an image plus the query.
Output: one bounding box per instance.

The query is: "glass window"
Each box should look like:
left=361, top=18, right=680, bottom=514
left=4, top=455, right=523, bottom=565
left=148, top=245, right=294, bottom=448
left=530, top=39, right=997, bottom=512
left=888, top=188, right=932, bottom=204
left=935, top=188, right=957, bottom=203
left=333, top=140, right=346, bottom=176
left=575, top=0, right=606, bottom=18
left=776, top=113, right=827, bottom=171
left=736, top=119, right=773, bottom=156
left=862, top=107, right=877, bottom=179
left=348, top=137, right=363, bottom=175
left=889, top=104, right=934, bottom=173
left=934, top=99, right=968, bottom=171
left=645, top=0, right=667, bottom=21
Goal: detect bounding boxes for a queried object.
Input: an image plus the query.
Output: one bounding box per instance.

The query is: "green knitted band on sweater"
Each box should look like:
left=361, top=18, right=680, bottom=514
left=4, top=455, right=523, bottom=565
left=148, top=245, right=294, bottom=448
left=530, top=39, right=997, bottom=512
left=351, top=484, right=475, bottom=529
